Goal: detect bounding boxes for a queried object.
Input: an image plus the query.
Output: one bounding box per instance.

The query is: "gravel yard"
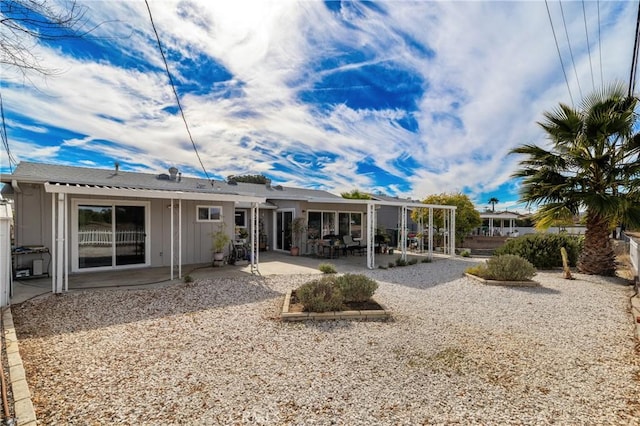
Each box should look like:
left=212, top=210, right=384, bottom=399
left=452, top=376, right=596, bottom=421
left=11, top=258, right=640, bottom=424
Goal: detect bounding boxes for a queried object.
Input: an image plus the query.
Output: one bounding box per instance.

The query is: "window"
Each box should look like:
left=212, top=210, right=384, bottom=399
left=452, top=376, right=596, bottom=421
left=309, top=211, right=355, bottom=239
left=235, top=210, right=247, bottom=227
left=197, top=206, right=222, bottom=222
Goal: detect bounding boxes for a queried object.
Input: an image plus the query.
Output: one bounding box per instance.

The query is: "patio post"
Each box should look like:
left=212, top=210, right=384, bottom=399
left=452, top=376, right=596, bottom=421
left=51, top=192, right=56, bottom=294
left=178, top=198, right=182, bottom=279
left=400, top=205, right=407, bottom=260
left=170, top=198, right=174, bottom=281
left=54, top=192, right=65, bottom=294
left=450, top=207, right=456, bottom=257
left=250, top=202, right=259, bottom=274
left=428, top=207, right=433, bottom=259
left=366, top=202, right=375, bottom=269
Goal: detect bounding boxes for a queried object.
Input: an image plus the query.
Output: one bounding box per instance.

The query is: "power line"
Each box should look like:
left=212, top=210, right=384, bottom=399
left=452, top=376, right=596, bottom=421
left=559, top=0, right=583, bottom=100
left=629, top=0, right=640, bottom=96
left=581, top=0, right=595, bottom=91
left=545, top=0, right=574, bottom=106
left=143, top=0, right=213, bottom=184
left=597, top=0, right=603, bottom=87
left=0, top=91, right=16, bottom=172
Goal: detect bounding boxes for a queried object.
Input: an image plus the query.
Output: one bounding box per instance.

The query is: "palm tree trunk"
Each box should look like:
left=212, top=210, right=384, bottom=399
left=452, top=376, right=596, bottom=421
left=577, top=211, right=616, bottom=275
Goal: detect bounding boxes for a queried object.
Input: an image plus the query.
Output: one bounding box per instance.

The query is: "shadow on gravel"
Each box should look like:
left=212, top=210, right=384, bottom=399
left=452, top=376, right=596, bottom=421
left=362, top=257, right=482, bottom=290
left=12, top=276, right=280, bottom=339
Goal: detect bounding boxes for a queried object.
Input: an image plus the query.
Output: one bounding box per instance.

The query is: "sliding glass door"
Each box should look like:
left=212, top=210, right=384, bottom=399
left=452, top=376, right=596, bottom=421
left=76, top=201, right=148, bottom=270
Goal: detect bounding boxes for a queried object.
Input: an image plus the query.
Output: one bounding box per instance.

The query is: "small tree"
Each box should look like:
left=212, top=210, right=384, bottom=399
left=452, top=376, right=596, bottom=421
left=411, top=193, right=481, bottom=245
left=341, top=189, right=371, bottom=199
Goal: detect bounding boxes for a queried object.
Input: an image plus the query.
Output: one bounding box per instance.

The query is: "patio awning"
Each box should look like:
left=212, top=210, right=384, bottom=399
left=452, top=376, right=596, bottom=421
left=44, top=182, right=266, bottom=203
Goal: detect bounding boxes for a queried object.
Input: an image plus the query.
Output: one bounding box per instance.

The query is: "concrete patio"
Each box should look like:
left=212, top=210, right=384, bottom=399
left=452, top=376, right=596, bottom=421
left=10, top=250, right=434, bottom=304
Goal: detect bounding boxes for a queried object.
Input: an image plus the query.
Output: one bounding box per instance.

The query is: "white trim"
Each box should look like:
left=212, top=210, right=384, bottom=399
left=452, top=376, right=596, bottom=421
left=70, top=198, right=151, bottom=273
left=44, top=182, right=265, bottom=203
left=196, top=205, right=223, bottom=222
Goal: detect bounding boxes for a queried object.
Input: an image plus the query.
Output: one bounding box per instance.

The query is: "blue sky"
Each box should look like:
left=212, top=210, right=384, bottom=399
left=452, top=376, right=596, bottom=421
left=0, top=0, right=636, bottom=212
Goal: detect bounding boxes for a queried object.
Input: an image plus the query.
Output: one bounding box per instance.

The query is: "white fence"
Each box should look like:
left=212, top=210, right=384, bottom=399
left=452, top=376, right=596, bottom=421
left=78, top=229, right=145, bottom=246
left=630, top=236, right=639, bottom=281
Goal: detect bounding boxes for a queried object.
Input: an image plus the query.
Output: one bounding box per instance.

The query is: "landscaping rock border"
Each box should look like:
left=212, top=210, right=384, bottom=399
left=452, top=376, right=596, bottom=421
left=280, top=290, right=391, bottom=321
left=464, top=272, right=539, bottom=287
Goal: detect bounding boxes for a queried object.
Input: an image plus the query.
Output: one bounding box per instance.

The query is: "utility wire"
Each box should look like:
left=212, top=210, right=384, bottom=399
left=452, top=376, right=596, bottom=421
left=559, top=0, right=583, bottom=100
left=143, top=0, right=213, bottom=185
left=0, top=91, right=15, bottom=172
left=545, top=0, right=574, bottom=106
left=597, top=0, right=603, bottom=88
left=582, top=0, right=595, bottom=91
left=629, top=0, right=640, bottom=97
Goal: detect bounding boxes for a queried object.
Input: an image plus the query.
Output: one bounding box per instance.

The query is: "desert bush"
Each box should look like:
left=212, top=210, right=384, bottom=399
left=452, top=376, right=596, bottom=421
left=388, top=262, right=395, bottom=268
left=421, top=257, right=432, bottom=263
left=465, top=263, right=488, bottom=278
left=408, top=258, right=418, bottom=265
left=467, top=254, right=536, bottom=281
left=460, top=248, right=471, bottom=257
left=336, top=274, right=378, bottom=303
left=318, top=263, right=337, bottom=274
left=183, top=275, right=193, bottom=283
left=295, top=277, right=343, bottom=312
left=395, top=257, right=408, bottom=267
left=495, top=233, right=580, bottom=269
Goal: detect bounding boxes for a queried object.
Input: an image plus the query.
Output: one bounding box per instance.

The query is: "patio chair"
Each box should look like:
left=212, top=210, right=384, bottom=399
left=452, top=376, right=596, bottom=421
left=342, top=235, right=366, bottom=255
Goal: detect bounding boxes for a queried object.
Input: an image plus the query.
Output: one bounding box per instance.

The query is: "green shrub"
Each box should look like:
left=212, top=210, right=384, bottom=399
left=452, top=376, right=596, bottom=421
left=395, top=257, right=408, bottom=267
left=183, top=275, right=193, bottom=283
left=408, top=258, right=418, bottom=265
left=495, top=233, right=581, bottom=269
left=467, top=254, right=536, bottom=281
left=295, top=277, right=343, bottom=312
left=465, top=263, right=488, bottom=278
left=378, top=265, right=388, bottom=270
left=388, top=262, right=396, bottom=268
left=318, top=263, right=337, bottom=274
left=421, top=257, right=432, bottom=263
left=336, top=274, right=378, bottom=303
left=460, top=249, right=471, bottom=257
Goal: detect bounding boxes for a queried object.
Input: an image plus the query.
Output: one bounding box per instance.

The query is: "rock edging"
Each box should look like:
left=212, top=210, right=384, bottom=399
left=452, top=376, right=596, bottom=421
left=3, top=308, right=37, bottom=425
left=464, top=273, right=539, bottom=287
left=280, top=290, right=391, bottom=321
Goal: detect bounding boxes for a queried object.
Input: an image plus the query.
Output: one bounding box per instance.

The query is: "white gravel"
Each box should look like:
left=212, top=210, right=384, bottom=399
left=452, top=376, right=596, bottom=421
left=11, top=257, right=640, bottom=425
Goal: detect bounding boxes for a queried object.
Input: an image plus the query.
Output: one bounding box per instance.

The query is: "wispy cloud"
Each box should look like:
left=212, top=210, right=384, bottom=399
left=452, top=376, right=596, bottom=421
left=0, top=0, right=635, bottom=211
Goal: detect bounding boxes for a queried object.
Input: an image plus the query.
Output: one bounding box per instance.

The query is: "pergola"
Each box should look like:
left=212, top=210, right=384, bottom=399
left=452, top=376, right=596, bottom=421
left=45, top=182, right=266, bottom=294
left=307, top=197, right=457, bottom=269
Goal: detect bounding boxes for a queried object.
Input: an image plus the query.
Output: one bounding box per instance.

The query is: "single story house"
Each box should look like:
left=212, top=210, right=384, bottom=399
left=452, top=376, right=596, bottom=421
left=1, top=162, right=456, bottom=295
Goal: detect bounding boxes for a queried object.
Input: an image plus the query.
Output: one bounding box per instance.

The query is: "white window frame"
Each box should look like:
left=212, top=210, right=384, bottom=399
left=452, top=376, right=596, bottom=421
left=71, top=198, right=151, bottom=272
left=197, top=205, right=223, bottom=222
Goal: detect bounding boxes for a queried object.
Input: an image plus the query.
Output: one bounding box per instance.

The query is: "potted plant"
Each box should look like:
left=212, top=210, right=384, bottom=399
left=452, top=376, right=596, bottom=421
left=211, top=224, right=231, bottom=262
left=290, top=217, right=306, bottom=256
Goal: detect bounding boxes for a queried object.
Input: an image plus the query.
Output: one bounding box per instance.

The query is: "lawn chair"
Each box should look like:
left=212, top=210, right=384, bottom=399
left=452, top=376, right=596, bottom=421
left=342, top=235, right=366, bottom=255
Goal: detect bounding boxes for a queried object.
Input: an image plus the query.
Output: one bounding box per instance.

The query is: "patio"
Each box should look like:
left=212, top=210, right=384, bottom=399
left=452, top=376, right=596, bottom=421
left=10, top=250, right=433, bottom=304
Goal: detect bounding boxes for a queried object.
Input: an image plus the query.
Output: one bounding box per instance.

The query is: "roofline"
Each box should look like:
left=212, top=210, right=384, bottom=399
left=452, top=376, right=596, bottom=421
left=44, top=182, right=266, bottom=203
left=306, top=197, right=456, bottom=210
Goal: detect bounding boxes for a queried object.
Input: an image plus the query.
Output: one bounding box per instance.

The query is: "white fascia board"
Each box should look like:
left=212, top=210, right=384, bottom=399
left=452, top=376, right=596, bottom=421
left=305, top=197, right=456, bottom=210
left=44, top=182, right=266, bottom=203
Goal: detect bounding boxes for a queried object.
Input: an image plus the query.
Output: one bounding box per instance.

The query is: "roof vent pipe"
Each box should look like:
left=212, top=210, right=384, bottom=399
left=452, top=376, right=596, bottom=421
left=114, top=161, right=120, bottom=174
left=178, top=172, right=182, bottom=182
left=168, top=167, right=179, bottom=181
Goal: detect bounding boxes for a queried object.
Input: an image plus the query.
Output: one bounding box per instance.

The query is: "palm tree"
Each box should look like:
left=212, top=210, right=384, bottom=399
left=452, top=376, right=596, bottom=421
left=488, top=197, right=499, bottom=212
left=510, top=82, right=640, bottom=275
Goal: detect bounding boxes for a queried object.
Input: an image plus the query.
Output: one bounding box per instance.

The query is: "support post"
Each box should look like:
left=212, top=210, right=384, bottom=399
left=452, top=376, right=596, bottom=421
left=450, top=207, right=456, bottom=257
left=178, top=198, right=182, bottom=279
left=428, top=207, right=433, bottom=259
left=55, top=193, right=65, bottom=294
left=366, top=202, right=376, bottom=269
left=170, top=198, right=174, bottom=281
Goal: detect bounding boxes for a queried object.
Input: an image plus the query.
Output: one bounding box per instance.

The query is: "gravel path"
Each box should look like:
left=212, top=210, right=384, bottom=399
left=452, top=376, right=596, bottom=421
left=12, top=258, right=640, bottom=425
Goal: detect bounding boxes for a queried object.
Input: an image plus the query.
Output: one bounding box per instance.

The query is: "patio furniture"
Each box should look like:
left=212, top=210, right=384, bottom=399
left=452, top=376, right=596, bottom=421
left=342, top=235, right=366, bottom=256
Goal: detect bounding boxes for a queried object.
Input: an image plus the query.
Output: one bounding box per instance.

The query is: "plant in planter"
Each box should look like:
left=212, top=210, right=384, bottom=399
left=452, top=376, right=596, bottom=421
left=290, top=217, right=306, bottom=256
left=211, top=224, right=231, bottom=262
